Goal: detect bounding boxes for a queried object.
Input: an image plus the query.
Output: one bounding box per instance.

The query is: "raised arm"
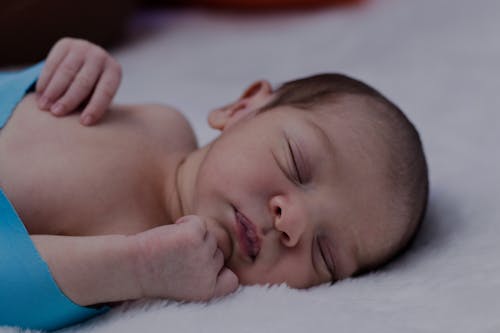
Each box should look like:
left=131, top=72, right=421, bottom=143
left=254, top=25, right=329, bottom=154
left=35, top=38, right=122, bottom=126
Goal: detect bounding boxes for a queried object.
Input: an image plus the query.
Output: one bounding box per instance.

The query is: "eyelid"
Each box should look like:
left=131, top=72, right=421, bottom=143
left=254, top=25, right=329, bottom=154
left=318, top=236, right=335, bottom=282
left=288, top=135, right=312, bottom=185
left=287, top=140, right=302, bottom=183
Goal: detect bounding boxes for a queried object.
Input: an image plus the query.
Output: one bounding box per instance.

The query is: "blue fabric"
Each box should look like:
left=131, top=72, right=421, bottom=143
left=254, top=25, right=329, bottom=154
left=0, top=64, right=109, bottom=331
left=0, top=62, right=44, bottom=129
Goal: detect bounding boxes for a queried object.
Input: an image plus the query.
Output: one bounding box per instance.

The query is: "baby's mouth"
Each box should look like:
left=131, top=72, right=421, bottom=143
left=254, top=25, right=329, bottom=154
left=234, top=209, right=261, bottom=261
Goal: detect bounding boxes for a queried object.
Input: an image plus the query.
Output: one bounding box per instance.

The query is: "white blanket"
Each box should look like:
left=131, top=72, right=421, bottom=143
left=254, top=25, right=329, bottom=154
left=3, top=0, right=500, bottom=331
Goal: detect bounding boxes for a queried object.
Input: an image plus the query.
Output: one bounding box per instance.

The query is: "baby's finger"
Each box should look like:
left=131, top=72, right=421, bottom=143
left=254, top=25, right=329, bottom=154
left=206, top=232, right=218, bottom=258
left=175, top=216, right=193, bottom=224
left=213, top=248, right=224, bottom=270
left=80, top=60, right=121, bottom=126
left=41, top=52, right=84, bottom=111
left=51, top=57, right=104, bottom=116
left=36, top=39, right=71, bottom=99
left=213, top=267, right=239, bottom=299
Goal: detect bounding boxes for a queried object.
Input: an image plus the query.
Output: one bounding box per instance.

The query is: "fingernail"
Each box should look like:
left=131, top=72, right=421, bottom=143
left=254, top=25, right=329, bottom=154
left=51, top=103, right=64, bottom=115
left=175, top=216, right=190, bottom=224
left=82, top=115, right=93, bottom=126
left=39, top=96, right=49, bottom=109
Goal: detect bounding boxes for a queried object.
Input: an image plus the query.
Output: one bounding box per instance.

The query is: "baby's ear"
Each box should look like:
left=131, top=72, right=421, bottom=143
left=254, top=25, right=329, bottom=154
left=208, top=80, right=273, bottom=131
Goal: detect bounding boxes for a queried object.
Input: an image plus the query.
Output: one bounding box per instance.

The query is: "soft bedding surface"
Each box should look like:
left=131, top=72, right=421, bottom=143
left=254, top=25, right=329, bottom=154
left=2, top=0, right=500, bottom=332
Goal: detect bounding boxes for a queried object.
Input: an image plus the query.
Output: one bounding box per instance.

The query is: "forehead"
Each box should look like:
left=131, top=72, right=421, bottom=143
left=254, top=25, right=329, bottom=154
left=263, top=101, right=367, bottom=160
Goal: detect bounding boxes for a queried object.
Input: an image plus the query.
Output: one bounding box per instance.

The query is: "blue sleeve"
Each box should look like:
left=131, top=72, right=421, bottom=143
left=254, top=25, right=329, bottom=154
left=0, top=61, right=45, bottom=129
left=0, top=150, right=110, bottom=329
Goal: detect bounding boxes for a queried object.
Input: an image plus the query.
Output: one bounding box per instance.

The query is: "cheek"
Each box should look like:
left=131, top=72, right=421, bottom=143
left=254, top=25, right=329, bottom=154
left=196, top=151, right=250, bottom=201
left=195, top=141, right=280, bottom=206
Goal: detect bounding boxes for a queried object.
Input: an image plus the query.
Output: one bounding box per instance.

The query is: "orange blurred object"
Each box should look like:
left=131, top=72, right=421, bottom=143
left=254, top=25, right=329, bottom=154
left=189, top=0, right=364, bottom=10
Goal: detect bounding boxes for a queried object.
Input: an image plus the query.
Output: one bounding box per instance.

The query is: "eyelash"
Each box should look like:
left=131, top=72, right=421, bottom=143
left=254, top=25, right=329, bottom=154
left=318, top=237, right=335, bottom=280
left=287, top=141, right=303, bottom=183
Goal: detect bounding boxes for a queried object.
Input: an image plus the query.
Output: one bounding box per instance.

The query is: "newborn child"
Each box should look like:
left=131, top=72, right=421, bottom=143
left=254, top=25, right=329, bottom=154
left=0, top=38, right=428, bottom=330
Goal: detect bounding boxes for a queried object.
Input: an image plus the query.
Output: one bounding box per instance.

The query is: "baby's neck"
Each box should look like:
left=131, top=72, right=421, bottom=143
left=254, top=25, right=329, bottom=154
left=168, top=144, right=212, bottom=221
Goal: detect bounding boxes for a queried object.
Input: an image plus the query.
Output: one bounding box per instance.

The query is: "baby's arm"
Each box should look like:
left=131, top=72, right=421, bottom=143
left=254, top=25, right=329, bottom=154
left=31, top=216, right=238, bottom=306
left=35, top=38, right=122, bottom=126
left=31, top=233, right=139, bottom=306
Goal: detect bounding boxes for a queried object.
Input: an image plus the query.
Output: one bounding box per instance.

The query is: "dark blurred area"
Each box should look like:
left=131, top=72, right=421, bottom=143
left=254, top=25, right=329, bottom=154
left=0, top=0, right=361, bottom=66
left=0, top=0, right=136, bottom=66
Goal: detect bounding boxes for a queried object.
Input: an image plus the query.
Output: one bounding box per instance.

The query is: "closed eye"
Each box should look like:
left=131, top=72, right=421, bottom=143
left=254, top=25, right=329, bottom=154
left=287, top=139, right=303, bottom=184
left=318, top=236, right=335, bottom=283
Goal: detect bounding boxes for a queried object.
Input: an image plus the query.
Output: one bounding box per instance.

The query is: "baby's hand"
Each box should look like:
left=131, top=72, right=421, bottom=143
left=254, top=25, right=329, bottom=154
left=132, top=215, right=239, bottom=302
left=35, top=38, right=122, bottom=126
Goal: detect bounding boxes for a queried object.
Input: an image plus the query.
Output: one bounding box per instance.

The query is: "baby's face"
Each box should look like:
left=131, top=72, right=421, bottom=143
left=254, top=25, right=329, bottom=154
left=192, top=101, right=398, bottom=288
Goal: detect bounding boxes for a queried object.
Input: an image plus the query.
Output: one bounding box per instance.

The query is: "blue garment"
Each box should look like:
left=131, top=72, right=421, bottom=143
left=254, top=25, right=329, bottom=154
left=0, top=62, right=44, bottom=128
left=0, top=63, right=109, bottom=331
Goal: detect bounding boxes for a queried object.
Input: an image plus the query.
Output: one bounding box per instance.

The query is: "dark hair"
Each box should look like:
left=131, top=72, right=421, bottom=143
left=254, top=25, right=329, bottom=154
left=261, top=73, right=429, bottom=273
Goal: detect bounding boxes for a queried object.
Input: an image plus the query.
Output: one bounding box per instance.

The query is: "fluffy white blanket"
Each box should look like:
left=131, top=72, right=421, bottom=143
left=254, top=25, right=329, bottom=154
left=2, top=0, right=499, bottom=331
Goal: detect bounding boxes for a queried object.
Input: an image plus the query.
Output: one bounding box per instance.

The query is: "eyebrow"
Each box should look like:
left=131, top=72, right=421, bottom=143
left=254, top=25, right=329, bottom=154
left=305, top=118, right=336, bottom=158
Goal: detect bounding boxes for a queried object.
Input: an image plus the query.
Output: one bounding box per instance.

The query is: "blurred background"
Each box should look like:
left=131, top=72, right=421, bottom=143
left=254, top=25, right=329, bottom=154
left=0, top=0, right=359, bottom=66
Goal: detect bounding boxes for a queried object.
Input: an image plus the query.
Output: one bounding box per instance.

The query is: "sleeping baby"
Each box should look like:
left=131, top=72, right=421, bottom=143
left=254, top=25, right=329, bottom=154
left=0, top=38, right=428, bottom=330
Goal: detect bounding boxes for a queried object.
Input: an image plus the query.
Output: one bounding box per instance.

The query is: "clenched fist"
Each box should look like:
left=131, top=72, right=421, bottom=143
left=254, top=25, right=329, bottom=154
left=132, top=215, right=239, bottom=301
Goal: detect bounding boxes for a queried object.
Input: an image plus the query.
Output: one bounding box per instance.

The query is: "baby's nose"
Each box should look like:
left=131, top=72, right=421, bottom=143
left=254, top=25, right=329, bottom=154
left=269, top=195, right=306, bottom=247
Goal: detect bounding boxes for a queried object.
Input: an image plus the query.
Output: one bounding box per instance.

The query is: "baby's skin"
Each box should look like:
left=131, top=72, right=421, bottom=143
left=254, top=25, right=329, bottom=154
left=0, top=38, right=401, bottom=308
left=0, top=39, right=238, bottom=305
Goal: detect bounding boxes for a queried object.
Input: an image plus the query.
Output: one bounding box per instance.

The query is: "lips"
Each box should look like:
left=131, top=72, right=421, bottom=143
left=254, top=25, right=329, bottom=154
left=234, top=209, right=261, bottom=261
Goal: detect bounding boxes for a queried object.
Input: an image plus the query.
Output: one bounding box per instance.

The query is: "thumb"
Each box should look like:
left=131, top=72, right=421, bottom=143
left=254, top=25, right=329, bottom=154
left=213, top=267, right=239, bottom=298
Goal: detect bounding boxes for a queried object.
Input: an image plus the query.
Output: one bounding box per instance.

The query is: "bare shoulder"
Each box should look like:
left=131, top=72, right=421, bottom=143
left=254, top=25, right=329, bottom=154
left=113, top=103, right=198, bottom=152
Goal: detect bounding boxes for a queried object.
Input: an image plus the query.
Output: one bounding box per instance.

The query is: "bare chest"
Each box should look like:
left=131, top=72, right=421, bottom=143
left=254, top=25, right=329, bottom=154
left=0, top=94, right=194, bottom=236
